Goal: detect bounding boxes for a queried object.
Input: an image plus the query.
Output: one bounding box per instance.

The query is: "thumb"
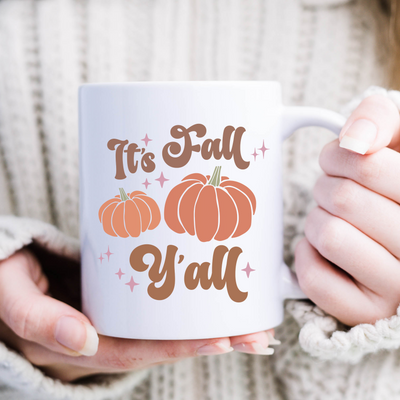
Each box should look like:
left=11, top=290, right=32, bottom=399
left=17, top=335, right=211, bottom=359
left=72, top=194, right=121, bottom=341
left=0, top=249, right=99, bottom=357
left=339, top=94, right=400, bottom=155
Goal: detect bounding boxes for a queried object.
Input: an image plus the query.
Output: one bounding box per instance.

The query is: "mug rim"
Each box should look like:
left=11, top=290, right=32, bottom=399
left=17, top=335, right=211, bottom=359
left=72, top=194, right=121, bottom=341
left=79, top=80, right=282, bottom=89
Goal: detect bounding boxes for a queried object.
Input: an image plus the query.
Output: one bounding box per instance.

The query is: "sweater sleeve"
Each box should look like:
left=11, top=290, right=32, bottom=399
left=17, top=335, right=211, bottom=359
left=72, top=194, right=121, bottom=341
left=0, top=215, right=150, bottom=400
left=284, top=86, right=400, bottom=364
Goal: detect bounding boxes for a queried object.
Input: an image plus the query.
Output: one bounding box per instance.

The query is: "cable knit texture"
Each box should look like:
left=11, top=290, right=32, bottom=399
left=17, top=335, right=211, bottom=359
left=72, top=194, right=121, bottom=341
left=0, top=0, right=400, bottom=399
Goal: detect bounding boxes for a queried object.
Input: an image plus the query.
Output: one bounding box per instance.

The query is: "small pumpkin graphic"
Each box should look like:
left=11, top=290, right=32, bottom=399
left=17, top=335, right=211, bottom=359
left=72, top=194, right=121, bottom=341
left=164, top=166, right=256, bottom=242
left=99, top=188, right=161, bottom=237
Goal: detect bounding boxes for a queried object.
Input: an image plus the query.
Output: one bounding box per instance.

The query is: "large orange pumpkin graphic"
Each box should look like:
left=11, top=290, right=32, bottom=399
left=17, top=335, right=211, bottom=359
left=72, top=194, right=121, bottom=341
left=164, top=166, right=256, bottom=242
left=99, top=189, right=161, bottom=237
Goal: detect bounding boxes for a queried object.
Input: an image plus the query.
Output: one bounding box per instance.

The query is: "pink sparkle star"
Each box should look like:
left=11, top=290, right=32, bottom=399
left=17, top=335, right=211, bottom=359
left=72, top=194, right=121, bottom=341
left=251, top=149, right=258, bottom=161
left=142, top=179, right=151, bottom=189
left=115, top=268, right=125, bottom=280
left=242, top=262, right=255, bottom=278
left=104, top=246, right=113, bottom=261
left=258, top=141, right=269, bottom=158
left=98, top=253, right=104, bottom=264
left=156, top=172, right=169, bottom=188
left=125, top=277, right=139, bottom=292
left=141, top=134, right=152, bottom=147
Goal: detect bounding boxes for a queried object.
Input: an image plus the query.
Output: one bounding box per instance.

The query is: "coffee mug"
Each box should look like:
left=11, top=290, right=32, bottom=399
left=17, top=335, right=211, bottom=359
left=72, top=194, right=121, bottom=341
left=79, top=81, right=345, bottom=340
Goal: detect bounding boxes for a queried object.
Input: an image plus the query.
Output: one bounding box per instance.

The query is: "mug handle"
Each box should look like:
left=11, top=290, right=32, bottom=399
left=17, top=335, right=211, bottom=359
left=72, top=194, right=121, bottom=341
left=279, top=106, right=346, bottom=300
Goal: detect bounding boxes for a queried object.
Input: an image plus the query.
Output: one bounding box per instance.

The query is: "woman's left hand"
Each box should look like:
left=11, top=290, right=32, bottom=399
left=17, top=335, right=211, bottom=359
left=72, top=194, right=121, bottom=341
left=295, top=94, right=400, bottom=327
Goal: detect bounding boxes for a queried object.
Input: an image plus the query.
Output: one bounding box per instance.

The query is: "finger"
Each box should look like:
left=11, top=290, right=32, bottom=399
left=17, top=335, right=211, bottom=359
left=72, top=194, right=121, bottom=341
left=294, top=238, right=398, bottom=326
left=319, top=141, right=400, bottom=204
left=13, top=329, right=275, bottom=377
left=230, top=329, right=279, bottom=355
left=313, top=175, right=400, bottom=258
left=338, top=94, right=400, bottom=155
left=12, top=330, right=276, bottom=377
left=4, top=332, right=185, bottom=382
left=230, top=328, right=277, bottom=346
left=304, top=207, right=400, bottom=296
left=90, top=335, right=233, bottom=368
left=0, top=317, right=188, bottom=382
left=0, top=250, right=99, bottom=357
left=41, top=357, right=185, bottom=382
left=14, top=333, right=233, bottom=376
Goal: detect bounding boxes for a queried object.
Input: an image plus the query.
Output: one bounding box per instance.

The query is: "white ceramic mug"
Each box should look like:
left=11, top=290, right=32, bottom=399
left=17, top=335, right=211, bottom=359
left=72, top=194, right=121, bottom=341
left=79, top=81, right=345, bottom=340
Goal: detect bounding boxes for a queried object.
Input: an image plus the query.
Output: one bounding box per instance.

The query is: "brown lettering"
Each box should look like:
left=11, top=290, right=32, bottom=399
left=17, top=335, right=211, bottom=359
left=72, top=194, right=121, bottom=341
left=162, top=124, right=206, bottom=168
left=162, top=124, right=249, bottom=169
left=141, top=152, right=155, bottom=172
left=222, top=126, right=249, bottom=170
left=184, top=245, right=247, bottom=303
left=184, top=262, right=212, bottom=290
left=130, top=244, right=176, bottom=301
left=201, top=138, right=223, bottom=160
left=107, top=138, right=129, bottom=179
left=211, top=246, right=247, bottom=302
left=130, top=244, right=247, bottom=303
left=126, top=143, right=141, bottom=174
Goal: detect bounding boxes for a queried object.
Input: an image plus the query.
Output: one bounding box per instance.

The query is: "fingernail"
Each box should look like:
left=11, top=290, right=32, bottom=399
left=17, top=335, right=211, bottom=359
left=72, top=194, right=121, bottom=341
left=232, top=342, right=274, bottom=355
left=339, top=119, right=377, bottom=155
left=196, top=342, right=234, bottom=356
left=55, top=316, right=99, bottom=356
left=266, top=331, right=281, bottom=345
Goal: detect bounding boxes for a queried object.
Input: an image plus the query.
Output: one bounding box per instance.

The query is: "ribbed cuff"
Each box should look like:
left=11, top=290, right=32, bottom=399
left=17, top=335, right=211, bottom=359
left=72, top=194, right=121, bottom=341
left=286, top=299, right=400, bottom=364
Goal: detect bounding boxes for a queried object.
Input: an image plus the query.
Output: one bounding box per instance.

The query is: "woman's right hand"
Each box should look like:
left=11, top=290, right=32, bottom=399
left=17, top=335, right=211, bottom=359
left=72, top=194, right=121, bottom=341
left=0, top=249, right=276, bottom=382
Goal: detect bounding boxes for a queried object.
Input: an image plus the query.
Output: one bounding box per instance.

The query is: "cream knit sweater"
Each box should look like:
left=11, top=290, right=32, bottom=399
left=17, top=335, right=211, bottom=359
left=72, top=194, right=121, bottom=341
left=1, top=0, right=400, bottom=399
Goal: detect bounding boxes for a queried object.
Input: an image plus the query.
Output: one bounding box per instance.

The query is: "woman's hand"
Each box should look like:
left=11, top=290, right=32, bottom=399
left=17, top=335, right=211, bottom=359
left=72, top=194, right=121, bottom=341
left=0, top=249, right=277, bottom=383
left=295, top=94, right=400, bottom=327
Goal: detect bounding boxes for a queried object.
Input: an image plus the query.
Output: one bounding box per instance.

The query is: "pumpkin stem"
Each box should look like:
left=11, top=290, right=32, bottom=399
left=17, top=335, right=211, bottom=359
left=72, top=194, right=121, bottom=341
left=208, top=166, right=222, bottom=187
left=119, top=188, right=130, bottom=201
